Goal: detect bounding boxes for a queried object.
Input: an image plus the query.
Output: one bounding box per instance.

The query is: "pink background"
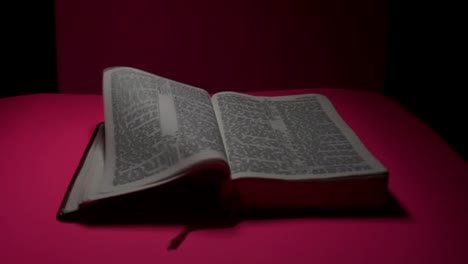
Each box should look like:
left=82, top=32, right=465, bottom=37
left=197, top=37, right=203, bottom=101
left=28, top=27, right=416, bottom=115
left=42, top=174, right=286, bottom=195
left=1, top=90, right=467, bottom=263
left=3, top=1, right=466, bottom=262
left=55, top=0, right=386, bottom=94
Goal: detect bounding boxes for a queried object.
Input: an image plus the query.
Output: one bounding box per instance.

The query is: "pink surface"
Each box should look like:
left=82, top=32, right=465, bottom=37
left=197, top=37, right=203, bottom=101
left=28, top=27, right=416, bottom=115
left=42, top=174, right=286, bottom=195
left=1, top=90, right=467, bottom=264
left=55, top=0, right=386, bottom=94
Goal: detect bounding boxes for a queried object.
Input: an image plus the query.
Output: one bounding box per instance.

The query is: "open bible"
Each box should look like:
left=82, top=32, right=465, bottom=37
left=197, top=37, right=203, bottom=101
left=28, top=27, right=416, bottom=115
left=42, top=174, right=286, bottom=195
left=57, top=67, right=388, bottom=220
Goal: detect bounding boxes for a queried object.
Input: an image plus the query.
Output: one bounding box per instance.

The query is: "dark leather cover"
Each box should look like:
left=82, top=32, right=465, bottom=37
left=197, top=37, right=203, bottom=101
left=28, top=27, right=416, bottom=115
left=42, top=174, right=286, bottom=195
left=56, top=122, right=104, bottom=221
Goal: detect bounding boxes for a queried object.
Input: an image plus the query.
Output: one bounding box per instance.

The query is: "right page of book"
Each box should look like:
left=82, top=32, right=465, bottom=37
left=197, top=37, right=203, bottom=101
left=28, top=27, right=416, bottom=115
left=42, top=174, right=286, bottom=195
left=211, top=92, right=387, bottom=180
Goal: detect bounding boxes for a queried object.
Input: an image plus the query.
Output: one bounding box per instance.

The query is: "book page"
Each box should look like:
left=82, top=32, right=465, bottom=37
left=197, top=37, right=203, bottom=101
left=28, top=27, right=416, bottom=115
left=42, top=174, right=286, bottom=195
left=97, top=67, right=227, bottom=197
left=211, top=92, right=387, bottom=180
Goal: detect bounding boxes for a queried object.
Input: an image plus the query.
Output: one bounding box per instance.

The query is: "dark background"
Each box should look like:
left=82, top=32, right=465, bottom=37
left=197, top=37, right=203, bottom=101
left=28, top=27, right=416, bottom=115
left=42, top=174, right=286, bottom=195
left=2, top=1, right=466, bottom=160
left=384, top=2, right=466, bottom=160
left=4, top=1, right=57, bottom=97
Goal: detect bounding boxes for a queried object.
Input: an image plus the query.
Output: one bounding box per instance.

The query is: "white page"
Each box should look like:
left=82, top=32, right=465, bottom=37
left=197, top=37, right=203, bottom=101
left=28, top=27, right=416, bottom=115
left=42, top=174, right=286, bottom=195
left=212, top=92, right=387, bottom=180
left=95, top=67, right=228, bottom=198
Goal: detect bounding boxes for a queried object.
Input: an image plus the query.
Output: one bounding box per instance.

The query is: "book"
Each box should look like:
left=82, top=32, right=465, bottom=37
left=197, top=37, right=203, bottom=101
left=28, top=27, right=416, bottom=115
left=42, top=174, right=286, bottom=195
left=57, top=66, right=388, bottom=221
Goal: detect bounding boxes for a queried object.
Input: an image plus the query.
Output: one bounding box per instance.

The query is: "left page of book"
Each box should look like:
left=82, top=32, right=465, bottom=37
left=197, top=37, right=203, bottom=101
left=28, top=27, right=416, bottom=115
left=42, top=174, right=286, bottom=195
left=89, top=67, right=228, bottom=200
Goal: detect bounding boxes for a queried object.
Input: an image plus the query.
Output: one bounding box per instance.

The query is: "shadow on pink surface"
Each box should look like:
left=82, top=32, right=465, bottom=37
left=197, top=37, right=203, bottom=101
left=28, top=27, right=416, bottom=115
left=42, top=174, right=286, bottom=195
left=58, top=176, right=407, bottom=250
left=58, top=167, right=408, bottom=226
left=58, top=169, right=408, bottom=249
